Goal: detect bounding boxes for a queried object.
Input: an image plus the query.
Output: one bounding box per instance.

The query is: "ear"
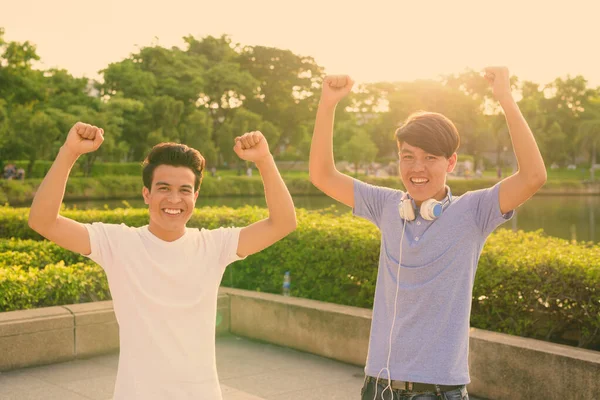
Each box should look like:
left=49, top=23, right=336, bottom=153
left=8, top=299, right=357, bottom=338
left=446, top=153, right=458, bottom=173
left=142, top=186, right=150, bottom=205
left=194, top=190, right=199, bottom=202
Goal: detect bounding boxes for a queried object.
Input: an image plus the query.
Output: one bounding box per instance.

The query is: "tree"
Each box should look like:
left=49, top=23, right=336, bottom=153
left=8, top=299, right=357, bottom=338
left=100, top=59, right=157, bottom=101
left=340, top=130, right=378, bottom=176
left=542, top=75, right=595, bottom=164
left=65, top=104, right=124, bottom=175
left=5, top=106, right=62, bottom=175
left=238, top=45, right=324, bottom=152
left=577, top=95, right=600, bottom=181
left=215, top=108, right=262, bottom=166
left=179, top=109, right=217, bottom=166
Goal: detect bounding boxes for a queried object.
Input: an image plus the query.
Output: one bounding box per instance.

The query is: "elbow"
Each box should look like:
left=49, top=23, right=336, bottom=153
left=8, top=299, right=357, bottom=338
left=285, top=212, right=298, bottom=235
left=308, top=168, right=319, bottom=186
left=309, top=168, right=330, bottom=190
left=539, top=170, right=548, bottom=186
left=533, top=169, right=547, bottom=188
left=308, top=160, right=331, bottom=185
left=27, top=214, right=40, bottom=232
left=268, top=212, right=297, bottom=240
left=525, top=169, right=547, bottom=190
left=27, top=212, right=53, bottom=235
left=280, top=212, right=298, bottom=238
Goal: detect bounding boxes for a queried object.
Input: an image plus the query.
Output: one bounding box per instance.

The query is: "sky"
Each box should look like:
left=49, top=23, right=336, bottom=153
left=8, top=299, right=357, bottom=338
left=2, top=0, right=600, bottom=87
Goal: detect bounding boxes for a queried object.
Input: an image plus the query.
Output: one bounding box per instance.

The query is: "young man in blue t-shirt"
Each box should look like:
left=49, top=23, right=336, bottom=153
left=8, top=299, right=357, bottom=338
left=309, top=67, right=546, bottom=399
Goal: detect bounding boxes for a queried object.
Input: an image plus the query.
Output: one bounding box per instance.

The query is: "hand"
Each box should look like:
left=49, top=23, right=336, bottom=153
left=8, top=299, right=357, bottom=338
left=63, top=122, right=104, bottom=156
left=234, top=131, right=271, bottom=164
left=320, top=75, right=354, bottom=107
left=484, top=66, right=512, bottom=102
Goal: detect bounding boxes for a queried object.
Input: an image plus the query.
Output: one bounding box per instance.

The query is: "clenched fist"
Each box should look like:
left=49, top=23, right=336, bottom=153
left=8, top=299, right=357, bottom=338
left=484, top=67, right=512, bottom=103
left=63, top=122, right=104, bottom=156
left=233, top=131, right=271, bottom=163
left=320, top=75, right=354, bottom=107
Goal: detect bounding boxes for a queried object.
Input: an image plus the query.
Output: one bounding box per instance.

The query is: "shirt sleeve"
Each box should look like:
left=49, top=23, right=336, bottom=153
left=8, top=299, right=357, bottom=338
left=352, top=179, right=399, bottom=229
left=214, top=227, right=246, bottom=270
left=468, top=182, right=514, bottom=236
left=82, top=222, right=128, bottom=273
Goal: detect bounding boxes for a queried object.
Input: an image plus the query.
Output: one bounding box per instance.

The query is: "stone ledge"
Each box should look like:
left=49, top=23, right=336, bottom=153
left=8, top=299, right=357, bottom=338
left=468, top=328, right=600, bottom=399
left=221, top=287, right=371, bottom=366
left=64, top=301, right=119, bottom=358
left=0, top=306, right=72, bottom=337
left=0, top=306, right=74, bottom=371
left=1, top=289, right=599, bottom=400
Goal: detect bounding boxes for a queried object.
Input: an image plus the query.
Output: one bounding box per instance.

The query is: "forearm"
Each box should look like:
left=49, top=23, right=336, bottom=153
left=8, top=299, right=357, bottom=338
left=29, top=146, right=79, bottom=228
left=500, top=97, right=547, bottom=183
left=309, top=102, right=338, bottom=183
left=255, top=155, right=296, bottom=231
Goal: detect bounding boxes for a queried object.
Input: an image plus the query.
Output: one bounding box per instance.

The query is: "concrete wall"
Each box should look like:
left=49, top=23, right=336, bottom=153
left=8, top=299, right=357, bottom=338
left=468, top=328, right=600, bottom=400
left=1, top=288, right=599, bottom=400
left=223, top=287, right=372, bottom=366
left=221, top=288, right=600, bottom=400
left=0, top=294, right=230, bottom=371
left=0, top=306, right=74, bottom=371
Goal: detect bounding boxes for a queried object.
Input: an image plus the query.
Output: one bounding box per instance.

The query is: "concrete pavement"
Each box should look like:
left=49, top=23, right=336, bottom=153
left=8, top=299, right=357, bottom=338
left=0, top=335, right=484, bottom=399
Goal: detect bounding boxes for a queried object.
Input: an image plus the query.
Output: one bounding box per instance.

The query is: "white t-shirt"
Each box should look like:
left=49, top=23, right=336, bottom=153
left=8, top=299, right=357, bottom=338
left=83, top=223, right=243, bottom=400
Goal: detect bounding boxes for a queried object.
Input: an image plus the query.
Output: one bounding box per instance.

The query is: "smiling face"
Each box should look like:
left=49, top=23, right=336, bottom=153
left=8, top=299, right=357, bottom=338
left=142, top=165, right=199, bottom=241
left=398, top=142, right=457, bottom=205
left=394, top=111, right=460, bottom=205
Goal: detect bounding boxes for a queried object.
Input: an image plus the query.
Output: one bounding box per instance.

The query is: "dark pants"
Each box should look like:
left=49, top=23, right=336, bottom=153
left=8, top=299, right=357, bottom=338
left=361, top=377, right=469, bottom=400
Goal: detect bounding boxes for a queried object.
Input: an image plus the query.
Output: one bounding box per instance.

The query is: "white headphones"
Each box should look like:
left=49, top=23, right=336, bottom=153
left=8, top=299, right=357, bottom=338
left=398, top=187, right=452, bottom=221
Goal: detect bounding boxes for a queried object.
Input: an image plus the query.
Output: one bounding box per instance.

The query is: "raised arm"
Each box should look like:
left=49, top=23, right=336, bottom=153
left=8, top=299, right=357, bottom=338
left=485, top=67, right=547, bottom=214
left=236, top=131, right=297, bottom=258
left=28, top=122, right=105, bottom=255
left=309, top=75, right=356, bottom=208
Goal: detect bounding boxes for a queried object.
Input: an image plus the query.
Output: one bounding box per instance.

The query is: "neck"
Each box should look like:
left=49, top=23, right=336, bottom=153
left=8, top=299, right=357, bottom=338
left=413, top=186, right=448, bottom=208
left=148, top=222, right=186, bottom=242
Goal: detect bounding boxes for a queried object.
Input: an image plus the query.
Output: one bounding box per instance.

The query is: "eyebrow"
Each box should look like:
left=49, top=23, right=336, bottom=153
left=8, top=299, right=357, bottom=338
left=155, top=182, right=194, bottom=190
left=399, top=149, right=415, bottom=154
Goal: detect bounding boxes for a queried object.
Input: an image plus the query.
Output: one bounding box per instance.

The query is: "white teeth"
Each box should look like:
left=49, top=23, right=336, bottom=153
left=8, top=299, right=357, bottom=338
left=411, top=178, right=428, bottom=184
left=163, top=209, right=182, bottom=215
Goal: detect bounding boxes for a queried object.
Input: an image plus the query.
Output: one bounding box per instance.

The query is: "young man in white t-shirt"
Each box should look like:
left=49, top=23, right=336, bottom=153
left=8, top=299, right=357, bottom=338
left=309, top=67, right=547, bottom=399
left=28, top=125, right=297, bottom=399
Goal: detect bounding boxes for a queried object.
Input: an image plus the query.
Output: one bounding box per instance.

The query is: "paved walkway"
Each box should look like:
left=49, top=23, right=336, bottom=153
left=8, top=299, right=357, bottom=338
left=0, top=335, right=484, bottom=399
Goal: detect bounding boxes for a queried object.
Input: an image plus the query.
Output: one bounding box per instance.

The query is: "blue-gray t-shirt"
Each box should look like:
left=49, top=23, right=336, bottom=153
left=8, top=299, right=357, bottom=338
left=353, top=180, right=513, bottom=385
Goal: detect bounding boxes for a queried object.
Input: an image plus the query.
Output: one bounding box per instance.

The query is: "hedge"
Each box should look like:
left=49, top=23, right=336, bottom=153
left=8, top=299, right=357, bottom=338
left=1, top=174, right=590, bottom=206
left=0, top=207, right=598, bottom=350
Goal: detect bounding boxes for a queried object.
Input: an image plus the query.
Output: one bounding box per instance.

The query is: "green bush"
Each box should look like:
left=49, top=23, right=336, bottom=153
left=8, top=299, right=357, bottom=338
left=0, top=262, right=109, bottom=311
left=473, top=229, right=600, bottom=348
left=0, top=175, right=324, bottom=206
left=0, top=239, right=89, bottom=266
left=0, top=207, right=598, bottom=349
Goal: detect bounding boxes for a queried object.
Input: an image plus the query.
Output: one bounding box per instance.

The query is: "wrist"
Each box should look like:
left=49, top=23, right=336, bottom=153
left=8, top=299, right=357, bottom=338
left=59, top=145, right=80, bottom=162
left=254, top=154, right=275, bottom=169
left=497, top=93, right=515, bottom=107
left=318, top=98, right=338, bottom=111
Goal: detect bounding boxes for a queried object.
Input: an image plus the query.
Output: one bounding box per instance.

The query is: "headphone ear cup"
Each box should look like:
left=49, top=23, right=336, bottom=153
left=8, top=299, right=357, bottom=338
left=420, top=199, right=443, bottom=220
left=399, top=199, right=416, bottom=221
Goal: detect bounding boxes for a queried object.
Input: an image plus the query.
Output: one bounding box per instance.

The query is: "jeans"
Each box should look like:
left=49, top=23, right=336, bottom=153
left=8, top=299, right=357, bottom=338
left=360, top=377, right=469, bottom=400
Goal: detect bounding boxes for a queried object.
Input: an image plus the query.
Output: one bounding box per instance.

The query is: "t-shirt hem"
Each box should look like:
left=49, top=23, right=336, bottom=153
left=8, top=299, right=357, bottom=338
left=364, top=368, right=470, bottom=386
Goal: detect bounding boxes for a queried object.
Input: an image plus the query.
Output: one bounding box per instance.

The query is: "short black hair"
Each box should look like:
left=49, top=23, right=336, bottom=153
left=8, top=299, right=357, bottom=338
left=142, top=143, right=205, bottom=192
left=395, top=111, right=460, bottom=158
